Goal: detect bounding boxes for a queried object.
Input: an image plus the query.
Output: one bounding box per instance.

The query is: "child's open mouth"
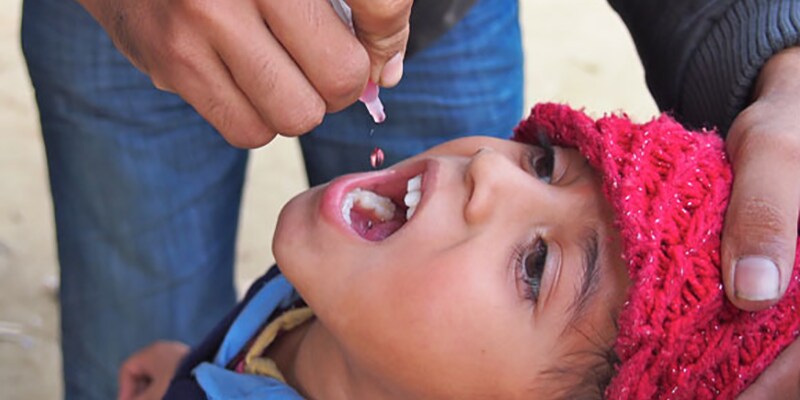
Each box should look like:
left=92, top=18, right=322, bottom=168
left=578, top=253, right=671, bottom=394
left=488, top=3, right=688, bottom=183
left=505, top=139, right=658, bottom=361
left=340, top=173, right=423, bottom=241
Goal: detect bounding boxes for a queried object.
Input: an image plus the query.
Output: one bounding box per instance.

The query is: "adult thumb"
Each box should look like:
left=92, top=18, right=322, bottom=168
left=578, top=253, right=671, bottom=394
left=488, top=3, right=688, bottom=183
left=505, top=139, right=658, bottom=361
left=347, top=0, right=412, bottom=87
left=721, top=109, right=800, bottom=312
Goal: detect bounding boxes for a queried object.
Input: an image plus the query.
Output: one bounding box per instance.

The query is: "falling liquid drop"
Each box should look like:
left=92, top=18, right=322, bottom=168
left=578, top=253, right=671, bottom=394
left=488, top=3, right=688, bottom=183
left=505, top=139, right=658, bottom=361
left=370, top=147, right=385, bottom=169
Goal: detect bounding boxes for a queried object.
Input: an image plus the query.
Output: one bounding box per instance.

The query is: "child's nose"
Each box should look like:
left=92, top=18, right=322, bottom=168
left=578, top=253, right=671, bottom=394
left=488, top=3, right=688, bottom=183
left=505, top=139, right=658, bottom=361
left=464, top=146, right=522, bottom=225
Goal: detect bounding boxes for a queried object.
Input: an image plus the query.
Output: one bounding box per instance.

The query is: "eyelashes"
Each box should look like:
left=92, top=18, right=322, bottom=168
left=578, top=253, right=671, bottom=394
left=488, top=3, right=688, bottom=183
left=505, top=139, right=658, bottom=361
left=527, top=140, right=555, bottom=183
left=518, top=136, right=556, bottom=304
left=513, top=237, right=549, bottom=303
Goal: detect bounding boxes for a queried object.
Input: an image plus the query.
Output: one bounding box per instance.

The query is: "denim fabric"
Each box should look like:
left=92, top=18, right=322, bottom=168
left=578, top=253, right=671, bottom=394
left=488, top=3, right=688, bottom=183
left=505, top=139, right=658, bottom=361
left=20, top=0, right=521, bottom=397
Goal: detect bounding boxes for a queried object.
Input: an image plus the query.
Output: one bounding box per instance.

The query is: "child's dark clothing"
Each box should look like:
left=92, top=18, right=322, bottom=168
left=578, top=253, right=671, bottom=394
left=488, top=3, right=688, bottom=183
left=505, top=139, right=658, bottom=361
left=164, top=267, right=306, bottom=399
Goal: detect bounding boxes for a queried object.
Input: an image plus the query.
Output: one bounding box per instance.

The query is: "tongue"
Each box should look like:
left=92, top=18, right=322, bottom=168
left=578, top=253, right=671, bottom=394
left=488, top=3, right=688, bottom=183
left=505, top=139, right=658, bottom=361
left=350, top=206, right=405, bottom=241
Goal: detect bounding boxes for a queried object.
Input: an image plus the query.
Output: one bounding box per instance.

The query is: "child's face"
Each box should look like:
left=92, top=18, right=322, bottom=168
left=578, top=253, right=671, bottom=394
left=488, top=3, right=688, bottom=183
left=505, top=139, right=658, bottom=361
left=274, top=136, right=630, bottom=398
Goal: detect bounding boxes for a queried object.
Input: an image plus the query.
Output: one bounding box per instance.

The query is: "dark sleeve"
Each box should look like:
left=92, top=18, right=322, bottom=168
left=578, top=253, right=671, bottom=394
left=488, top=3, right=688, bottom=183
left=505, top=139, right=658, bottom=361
left=608, top=0, right=800, bottom=134
left=163, top=267, right=282, bottom=400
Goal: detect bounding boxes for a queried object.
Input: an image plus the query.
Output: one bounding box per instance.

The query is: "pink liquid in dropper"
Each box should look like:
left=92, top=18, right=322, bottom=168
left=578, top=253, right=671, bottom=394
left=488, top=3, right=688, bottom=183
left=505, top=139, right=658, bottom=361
left=359, top=81, right=385, bottom=124
left=361, top=81, right=386, bottom=169
left=328, top=0, right=386, bottom=124
left=327, top=0, right=387, bottom=165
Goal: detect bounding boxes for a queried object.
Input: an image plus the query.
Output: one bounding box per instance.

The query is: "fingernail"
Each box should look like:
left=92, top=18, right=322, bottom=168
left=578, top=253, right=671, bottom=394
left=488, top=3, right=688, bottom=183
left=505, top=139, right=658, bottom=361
left=734, top=256, right=780, bottom=301
left=380, top=52, right=404, bottom=87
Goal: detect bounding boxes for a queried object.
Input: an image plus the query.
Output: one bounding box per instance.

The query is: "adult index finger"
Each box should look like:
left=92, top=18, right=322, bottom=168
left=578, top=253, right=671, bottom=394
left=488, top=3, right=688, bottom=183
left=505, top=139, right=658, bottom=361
left=347, top=0, right=413, bottom=87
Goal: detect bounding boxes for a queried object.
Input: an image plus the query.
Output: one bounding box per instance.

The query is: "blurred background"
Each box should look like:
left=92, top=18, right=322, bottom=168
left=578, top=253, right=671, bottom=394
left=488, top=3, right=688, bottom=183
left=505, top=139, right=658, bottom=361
left=0, top=0, right=657, bottom=398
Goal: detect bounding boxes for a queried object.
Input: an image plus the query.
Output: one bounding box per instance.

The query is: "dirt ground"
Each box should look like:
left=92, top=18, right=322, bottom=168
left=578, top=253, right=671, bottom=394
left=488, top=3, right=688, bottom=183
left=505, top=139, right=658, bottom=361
left=0, top=1, right=656, bottom=398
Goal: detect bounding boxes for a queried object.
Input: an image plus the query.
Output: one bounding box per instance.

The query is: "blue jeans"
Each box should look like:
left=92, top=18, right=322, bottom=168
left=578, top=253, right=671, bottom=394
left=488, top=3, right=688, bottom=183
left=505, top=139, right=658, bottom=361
left=21, top=0, right=521, bottom=398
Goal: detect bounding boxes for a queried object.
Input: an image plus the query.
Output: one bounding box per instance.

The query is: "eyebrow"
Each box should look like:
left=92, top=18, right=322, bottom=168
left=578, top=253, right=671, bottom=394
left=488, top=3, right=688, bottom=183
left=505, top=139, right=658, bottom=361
left=562, top=227, right=602, bottom=333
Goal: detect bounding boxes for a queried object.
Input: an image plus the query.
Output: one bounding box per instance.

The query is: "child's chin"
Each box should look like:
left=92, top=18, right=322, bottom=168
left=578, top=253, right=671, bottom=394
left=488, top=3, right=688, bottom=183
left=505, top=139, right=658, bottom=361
left=272, top=188, right=321, bottom=267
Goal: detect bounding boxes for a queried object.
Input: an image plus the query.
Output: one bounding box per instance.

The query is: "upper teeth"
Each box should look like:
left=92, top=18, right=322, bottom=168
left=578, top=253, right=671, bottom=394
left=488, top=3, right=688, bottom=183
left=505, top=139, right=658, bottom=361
left=340, top=174, right=424, bottom=226
left=404, top=174, right=422, bottom=220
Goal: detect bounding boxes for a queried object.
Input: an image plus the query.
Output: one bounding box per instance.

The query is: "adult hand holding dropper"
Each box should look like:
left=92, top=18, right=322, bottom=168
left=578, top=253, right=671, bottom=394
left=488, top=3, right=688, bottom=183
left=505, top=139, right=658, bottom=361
left=76, top=0, right=409, bottom=147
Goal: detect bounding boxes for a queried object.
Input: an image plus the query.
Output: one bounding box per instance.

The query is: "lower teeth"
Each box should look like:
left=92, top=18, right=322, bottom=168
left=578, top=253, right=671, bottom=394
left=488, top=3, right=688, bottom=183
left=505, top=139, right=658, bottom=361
left=341, top=188, right=396, bottom=226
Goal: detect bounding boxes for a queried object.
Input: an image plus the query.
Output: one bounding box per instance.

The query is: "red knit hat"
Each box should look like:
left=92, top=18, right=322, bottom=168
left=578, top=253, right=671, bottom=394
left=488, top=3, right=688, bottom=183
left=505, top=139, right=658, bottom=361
left=513, top=103, right=800, bottom=399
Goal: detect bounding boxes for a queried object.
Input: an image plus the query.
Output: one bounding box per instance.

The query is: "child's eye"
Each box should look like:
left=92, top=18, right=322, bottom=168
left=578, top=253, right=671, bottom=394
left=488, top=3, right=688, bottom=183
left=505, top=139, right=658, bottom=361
left=527, top=144, right=555, bottom=183
left=517, top=238, right=548, bottom=303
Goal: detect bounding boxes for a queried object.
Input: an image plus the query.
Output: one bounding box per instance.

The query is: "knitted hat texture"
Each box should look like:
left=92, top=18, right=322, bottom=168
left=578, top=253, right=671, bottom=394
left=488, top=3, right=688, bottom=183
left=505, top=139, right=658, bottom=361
left=513, top=103, right=800, bottom=399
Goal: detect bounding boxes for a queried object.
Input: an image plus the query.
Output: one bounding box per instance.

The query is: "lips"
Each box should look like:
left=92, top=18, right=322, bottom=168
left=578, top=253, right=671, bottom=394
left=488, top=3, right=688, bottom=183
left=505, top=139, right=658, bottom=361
left=320, top=160, right=431, bottom=242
